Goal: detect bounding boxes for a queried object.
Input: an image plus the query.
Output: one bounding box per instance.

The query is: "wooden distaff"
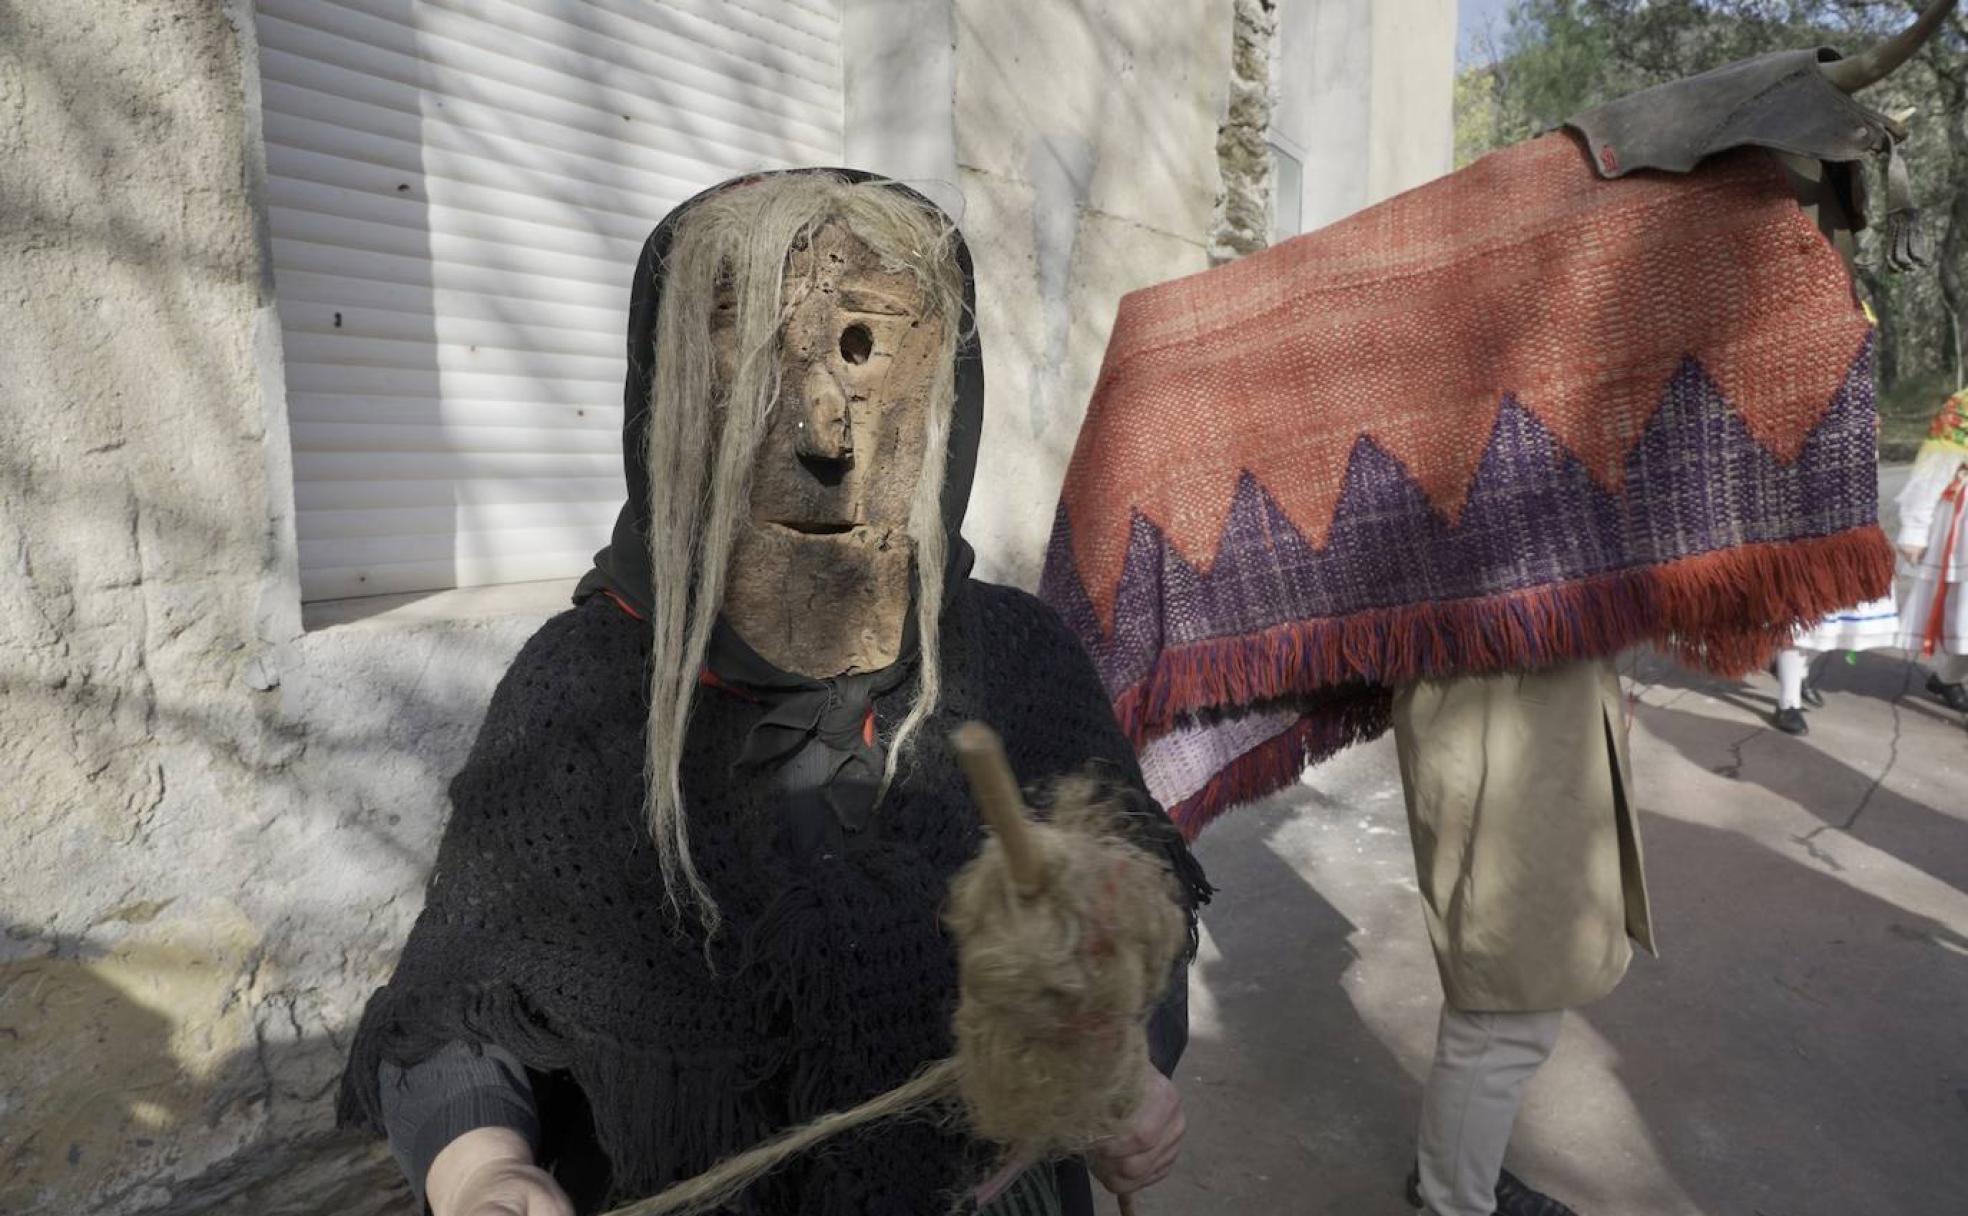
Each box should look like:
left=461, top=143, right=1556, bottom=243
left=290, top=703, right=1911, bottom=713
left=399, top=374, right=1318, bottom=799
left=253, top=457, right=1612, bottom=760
left=950, top=722, right=1045, bottom=895
left=949, top=724, right=1141, bottom=1216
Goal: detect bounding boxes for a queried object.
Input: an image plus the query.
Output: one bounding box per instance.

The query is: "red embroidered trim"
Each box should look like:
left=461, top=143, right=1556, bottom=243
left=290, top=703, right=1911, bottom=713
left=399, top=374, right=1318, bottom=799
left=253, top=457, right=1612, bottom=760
left=601, top=589, right=645, bottom=621
left=1922, top=486, right=1965, bottom=657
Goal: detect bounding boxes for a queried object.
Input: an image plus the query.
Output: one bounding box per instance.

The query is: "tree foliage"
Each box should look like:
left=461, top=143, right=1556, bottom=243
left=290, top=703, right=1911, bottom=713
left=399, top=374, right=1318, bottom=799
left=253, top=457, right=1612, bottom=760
left=1455, top=1, right=1968, bottom=406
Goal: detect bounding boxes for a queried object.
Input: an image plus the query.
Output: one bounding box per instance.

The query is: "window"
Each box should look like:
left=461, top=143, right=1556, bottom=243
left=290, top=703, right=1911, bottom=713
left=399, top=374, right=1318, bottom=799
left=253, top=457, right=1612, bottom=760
left=1270, top=134, right=1305, bottom=243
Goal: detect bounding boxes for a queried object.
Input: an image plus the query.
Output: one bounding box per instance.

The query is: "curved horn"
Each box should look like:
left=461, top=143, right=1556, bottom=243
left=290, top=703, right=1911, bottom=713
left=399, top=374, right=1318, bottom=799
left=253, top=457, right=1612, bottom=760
left=1822, top=0, right=1959, bottom=93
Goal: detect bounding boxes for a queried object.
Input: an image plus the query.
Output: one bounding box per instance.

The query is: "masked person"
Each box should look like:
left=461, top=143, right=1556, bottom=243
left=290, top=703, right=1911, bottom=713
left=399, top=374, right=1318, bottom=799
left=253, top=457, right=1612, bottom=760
left=336, top=172, right=1208, bottom=1216
left=1897, top=388, right=1968, bottom=719
left=1041, top=22, right=1941, bottom=1213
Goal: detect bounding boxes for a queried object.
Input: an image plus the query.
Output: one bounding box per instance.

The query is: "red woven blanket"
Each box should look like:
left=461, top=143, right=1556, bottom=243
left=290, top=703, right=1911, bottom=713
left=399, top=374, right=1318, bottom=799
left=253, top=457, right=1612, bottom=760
left=1039, top=133, right=1891, bottom=836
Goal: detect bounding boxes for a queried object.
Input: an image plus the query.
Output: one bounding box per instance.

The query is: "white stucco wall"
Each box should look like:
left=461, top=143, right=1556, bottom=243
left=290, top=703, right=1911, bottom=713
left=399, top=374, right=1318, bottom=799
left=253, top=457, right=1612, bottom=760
left=0, top=2, right=1452, bottom=1211
left=952, top=0, right=1238, bottom=588
left=1275, top=0, right=1457, bottom=233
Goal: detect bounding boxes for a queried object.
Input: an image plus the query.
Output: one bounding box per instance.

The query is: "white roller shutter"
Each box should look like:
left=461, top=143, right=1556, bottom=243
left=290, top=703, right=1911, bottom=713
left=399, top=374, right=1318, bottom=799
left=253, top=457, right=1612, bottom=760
left=257, top=0, right=845, bottom=600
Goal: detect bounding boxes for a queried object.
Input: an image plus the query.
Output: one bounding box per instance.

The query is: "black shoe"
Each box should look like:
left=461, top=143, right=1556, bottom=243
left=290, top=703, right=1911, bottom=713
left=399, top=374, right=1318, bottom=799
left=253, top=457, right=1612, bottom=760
left=1495, top=1168, right=1582, bottom=1216
left=1773, top=706, right=1809, bottom=735
left=1927, top=674, right=1968, bottom=712
left=1404, top=1167, right=1583, bottom=1215
left=1801, top=684, right=1826, bottom=709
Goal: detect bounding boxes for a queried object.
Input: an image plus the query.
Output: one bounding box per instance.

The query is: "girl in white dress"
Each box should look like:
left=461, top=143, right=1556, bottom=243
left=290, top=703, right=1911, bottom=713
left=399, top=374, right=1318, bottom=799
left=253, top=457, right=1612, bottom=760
left=1770, top=389, right=1968, bottom=735
left=1771, top=596, right=1903, bottom=734
left=1896, top=389, right=1968, bottom=716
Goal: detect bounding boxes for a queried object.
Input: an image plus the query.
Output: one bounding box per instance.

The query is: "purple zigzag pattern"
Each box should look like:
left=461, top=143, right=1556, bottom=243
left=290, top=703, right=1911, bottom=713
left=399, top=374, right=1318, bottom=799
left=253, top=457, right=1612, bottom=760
left=1042, top=336, right=1880, bottom=710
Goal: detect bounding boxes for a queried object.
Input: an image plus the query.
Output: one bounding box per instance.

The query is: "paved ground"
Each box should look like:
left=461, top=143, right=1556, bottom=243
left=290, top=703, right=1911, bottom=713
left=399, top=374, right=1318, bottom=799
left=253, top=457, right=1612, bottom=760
left=1153, top=467, right=1967, bottom=1216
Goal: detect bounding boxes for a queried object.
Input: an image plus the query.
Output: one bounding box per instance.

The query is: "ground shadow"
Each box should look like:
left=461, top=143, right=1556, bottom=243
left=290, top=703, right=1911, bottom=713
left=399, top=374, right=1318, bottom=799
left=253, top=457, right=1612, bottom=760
left=0, top=926, right=412, bottom=1216
left=1563, top=813, right=1968, bottom=1216
left=1630, top=645, right=1963, bottom=729
left=1636, top=695, right=1968, bottom=895
left=1176, top=788, right=1424, bottom=1214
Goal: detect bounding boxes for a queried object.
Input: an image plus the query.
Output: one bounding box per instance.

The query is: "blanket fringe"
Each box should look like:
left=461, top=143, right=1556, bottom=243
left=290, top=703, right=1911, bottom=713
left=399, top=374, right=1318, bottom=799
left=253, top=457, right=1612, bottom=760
left=1114, top=526, right=1894, bottom=746
left=1163, top=689, right=1393, bottom=840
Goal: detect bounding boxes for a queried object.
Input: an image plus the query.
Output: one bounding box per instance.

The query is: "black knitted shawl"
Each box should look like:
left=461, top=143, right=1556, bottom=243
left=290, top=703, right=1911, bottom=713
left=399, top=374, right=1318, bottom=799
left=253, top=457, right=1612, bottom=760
left=337, top=585, right=1208, bottom=1215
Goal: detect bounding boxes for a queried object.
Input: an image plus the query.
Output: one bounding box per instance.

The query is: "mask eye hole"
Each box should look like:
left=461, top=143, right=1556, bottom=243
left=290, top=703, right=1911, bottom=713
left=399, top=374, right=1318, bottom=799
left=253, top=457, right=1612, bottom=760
left=839, top=323, right=874, bottom=365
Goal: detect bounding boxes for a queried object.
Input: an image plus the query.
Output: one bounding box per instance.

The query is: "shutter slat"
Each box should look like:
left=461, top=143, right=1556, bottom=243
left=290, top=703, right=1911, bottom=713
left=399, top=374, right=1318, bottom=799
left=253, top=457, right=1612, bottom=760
left=412, top=0, right=842, bottom=106
left=294, top=450, right=619, bottom=482
left=260, top=3, right=839, bottom=154
left=264, top=162, right=648, bottom=263
left=268, top=197, right=629, bottom=285
left=262, top=0, right=843, bottom=600
left=261, top=108, right=720, bottom=228
left=260, top=83, right=743, bottom=214
left=283, top=363, right=618, bottom=402
left=301, top=522, right=618, bottom=568
left=281, top=332, right=621, bottom=381
left=302, top=552, right=606, bottom=601
left=715, top=0, right=843, bottom=44
left=295, top=477, right=623, bottom=511
left=302, top=499, right=620, bottom=540
left=274, top=301, right=620, bottom=361
left=263, top=142, right=659, bottom=234
left=270, top=238, right=623, bottom=309
left=291, top=420, right=621, bottom=455
left=271, top=271, right=625, bottom=335
left=287, top=394, right=620, bottom=431
left=259, top=16, right=838, bottom=144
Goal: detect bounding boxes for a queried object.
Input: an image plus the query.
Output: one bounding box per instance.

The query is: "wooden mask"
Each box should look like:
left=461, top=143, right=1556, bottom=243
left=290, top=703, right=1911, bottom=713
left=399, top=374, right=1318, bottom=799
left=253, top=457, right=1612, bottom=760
left=719, top=221, right=946, bottom=678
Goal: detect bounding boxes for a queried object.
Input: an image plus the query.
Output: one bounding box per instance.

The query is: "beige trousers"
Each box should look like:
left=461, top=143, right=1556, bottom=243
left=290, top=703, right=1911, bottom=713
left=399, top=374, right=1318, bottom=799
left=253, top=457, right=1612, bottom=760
left=1414, top=1006, right=1565, bottom=1216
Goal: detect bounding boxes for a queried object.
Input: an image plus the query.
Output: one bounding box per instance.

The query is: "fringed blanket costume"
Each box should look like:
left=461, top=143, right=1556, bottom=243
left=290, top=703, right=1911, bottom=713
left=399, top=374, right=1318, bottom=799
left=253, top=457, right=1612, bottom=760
left=336, top=173, right=1207, bottom=1216
left=1040, top=133, right=1893, bottom=834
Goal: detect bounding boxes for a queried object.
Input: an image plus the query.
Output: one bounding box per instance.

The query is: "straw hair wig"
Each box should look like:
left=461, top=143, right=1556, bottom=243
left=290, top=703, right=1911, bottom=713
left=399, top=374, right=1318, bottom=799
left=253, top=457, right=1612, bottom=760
left=640, top=174, right=967, bottom=929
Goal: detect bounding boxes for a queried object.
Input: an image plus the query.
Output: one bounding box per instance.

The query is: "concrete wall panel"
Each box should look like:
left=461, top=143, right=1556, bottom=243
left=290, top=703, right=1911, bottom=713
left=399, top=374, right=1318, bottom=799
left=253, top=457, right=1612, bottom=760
left=952, top=0, right=1233, bottom=586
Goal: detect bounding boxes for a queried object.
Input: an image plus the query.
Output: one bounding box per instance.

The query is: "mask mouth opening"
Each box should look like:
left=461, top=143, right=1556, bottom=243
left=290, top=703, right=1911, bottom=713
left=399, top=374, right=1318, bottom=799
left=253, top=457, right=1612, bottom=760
left=767, top=519, right=860, bottom=537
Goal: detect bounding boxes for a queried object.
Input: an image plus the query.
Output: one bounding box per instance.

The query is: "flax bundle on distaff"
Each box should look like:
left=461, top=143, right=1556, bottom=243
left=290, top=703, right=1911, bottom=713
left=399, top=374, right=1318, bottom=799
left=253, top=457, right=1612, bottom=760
left=335, top=169, right=1208, bottom=1216
left=604, top=723, right=1192, bottom=1216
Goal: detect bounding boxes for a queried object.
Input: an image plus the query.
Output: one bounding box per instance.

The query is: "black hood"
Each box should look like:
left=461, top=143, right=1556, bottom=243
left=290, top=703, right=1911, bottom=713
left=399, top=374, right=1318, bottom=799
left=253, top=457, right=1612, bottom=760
left=575, top=168, right=983, bottom=618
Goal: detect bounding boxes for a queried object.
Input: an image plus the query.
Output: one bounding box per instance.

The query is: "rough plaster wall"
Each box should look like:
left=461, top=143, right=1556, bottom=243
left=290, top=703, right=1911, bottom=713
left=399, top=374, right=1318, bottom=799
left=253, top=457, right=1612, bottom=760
left=1212, top=0, right=1277, bottom=260
left=0, top=5, right=543, bottom=1212
left=953, top=0, right=1235, bottom=589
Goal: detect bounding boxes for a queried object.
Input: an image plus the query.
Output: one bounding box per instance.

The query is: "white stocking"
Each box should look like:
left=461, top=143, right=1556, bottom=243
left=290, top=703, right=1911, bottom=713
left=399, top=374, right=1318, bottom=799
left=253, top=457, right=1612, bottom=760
left=1775, top=648, right=1810, bottom=711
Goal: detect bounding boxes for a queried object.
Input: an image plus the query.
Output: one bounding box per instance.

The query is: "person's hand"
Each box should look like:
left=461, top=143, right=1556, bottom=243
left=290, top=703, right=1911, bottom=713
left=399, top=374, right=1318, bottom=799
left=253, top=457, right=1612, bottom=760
left=427, top=1127, right=573, bottom=1216
left=1088, top=1064, right=1185, bottom=1196
left=1899, top=543, right=1926, bottom=566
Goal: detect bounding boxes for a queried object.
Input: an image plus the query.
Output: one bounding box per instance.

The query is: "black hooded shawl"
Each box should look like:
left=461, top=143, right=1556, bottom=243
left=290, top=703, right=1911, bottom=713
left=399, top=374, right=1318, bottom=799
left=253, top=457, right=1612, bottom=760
left=337, top=172, right=1208, bottom=1216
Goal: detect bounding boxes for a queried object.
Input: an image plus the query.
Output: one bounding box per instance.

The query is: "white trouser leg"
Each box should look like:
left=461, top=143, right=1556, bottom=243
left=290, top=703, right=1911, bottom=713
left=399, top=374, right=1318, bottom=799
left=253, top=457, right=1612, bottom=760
left=1775, top=648, right=1809, bottom=710
left=1415, top=1006, right=1565, bottom=1216
left=1938, top=653, right=1968, bottom=684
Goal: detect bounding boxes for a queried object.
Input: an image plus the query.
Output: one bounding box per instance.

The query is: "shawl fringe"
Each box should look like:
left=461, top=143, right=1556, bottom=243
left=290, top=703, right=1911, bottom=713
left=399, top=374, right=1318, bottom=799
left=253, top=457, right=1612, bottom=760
left=1113, top=524, right=1894, bottom=747
left=1163, top=691, right=1394, bottom=840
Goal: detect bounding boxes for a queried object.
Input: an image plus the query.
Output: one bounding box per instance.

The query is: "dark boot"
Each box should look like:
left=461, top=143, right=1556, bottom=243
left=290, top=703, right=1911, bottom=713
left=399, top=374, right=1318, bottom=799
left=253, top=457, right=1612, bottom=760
left=1773, top=706, right=1809, bottom=735
left=1928, top=673, right=1968, bottom=712
left=1495, top=1168, right=1582, bottom=1215
left=1405, top=1166, right=1582, bottom=1216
